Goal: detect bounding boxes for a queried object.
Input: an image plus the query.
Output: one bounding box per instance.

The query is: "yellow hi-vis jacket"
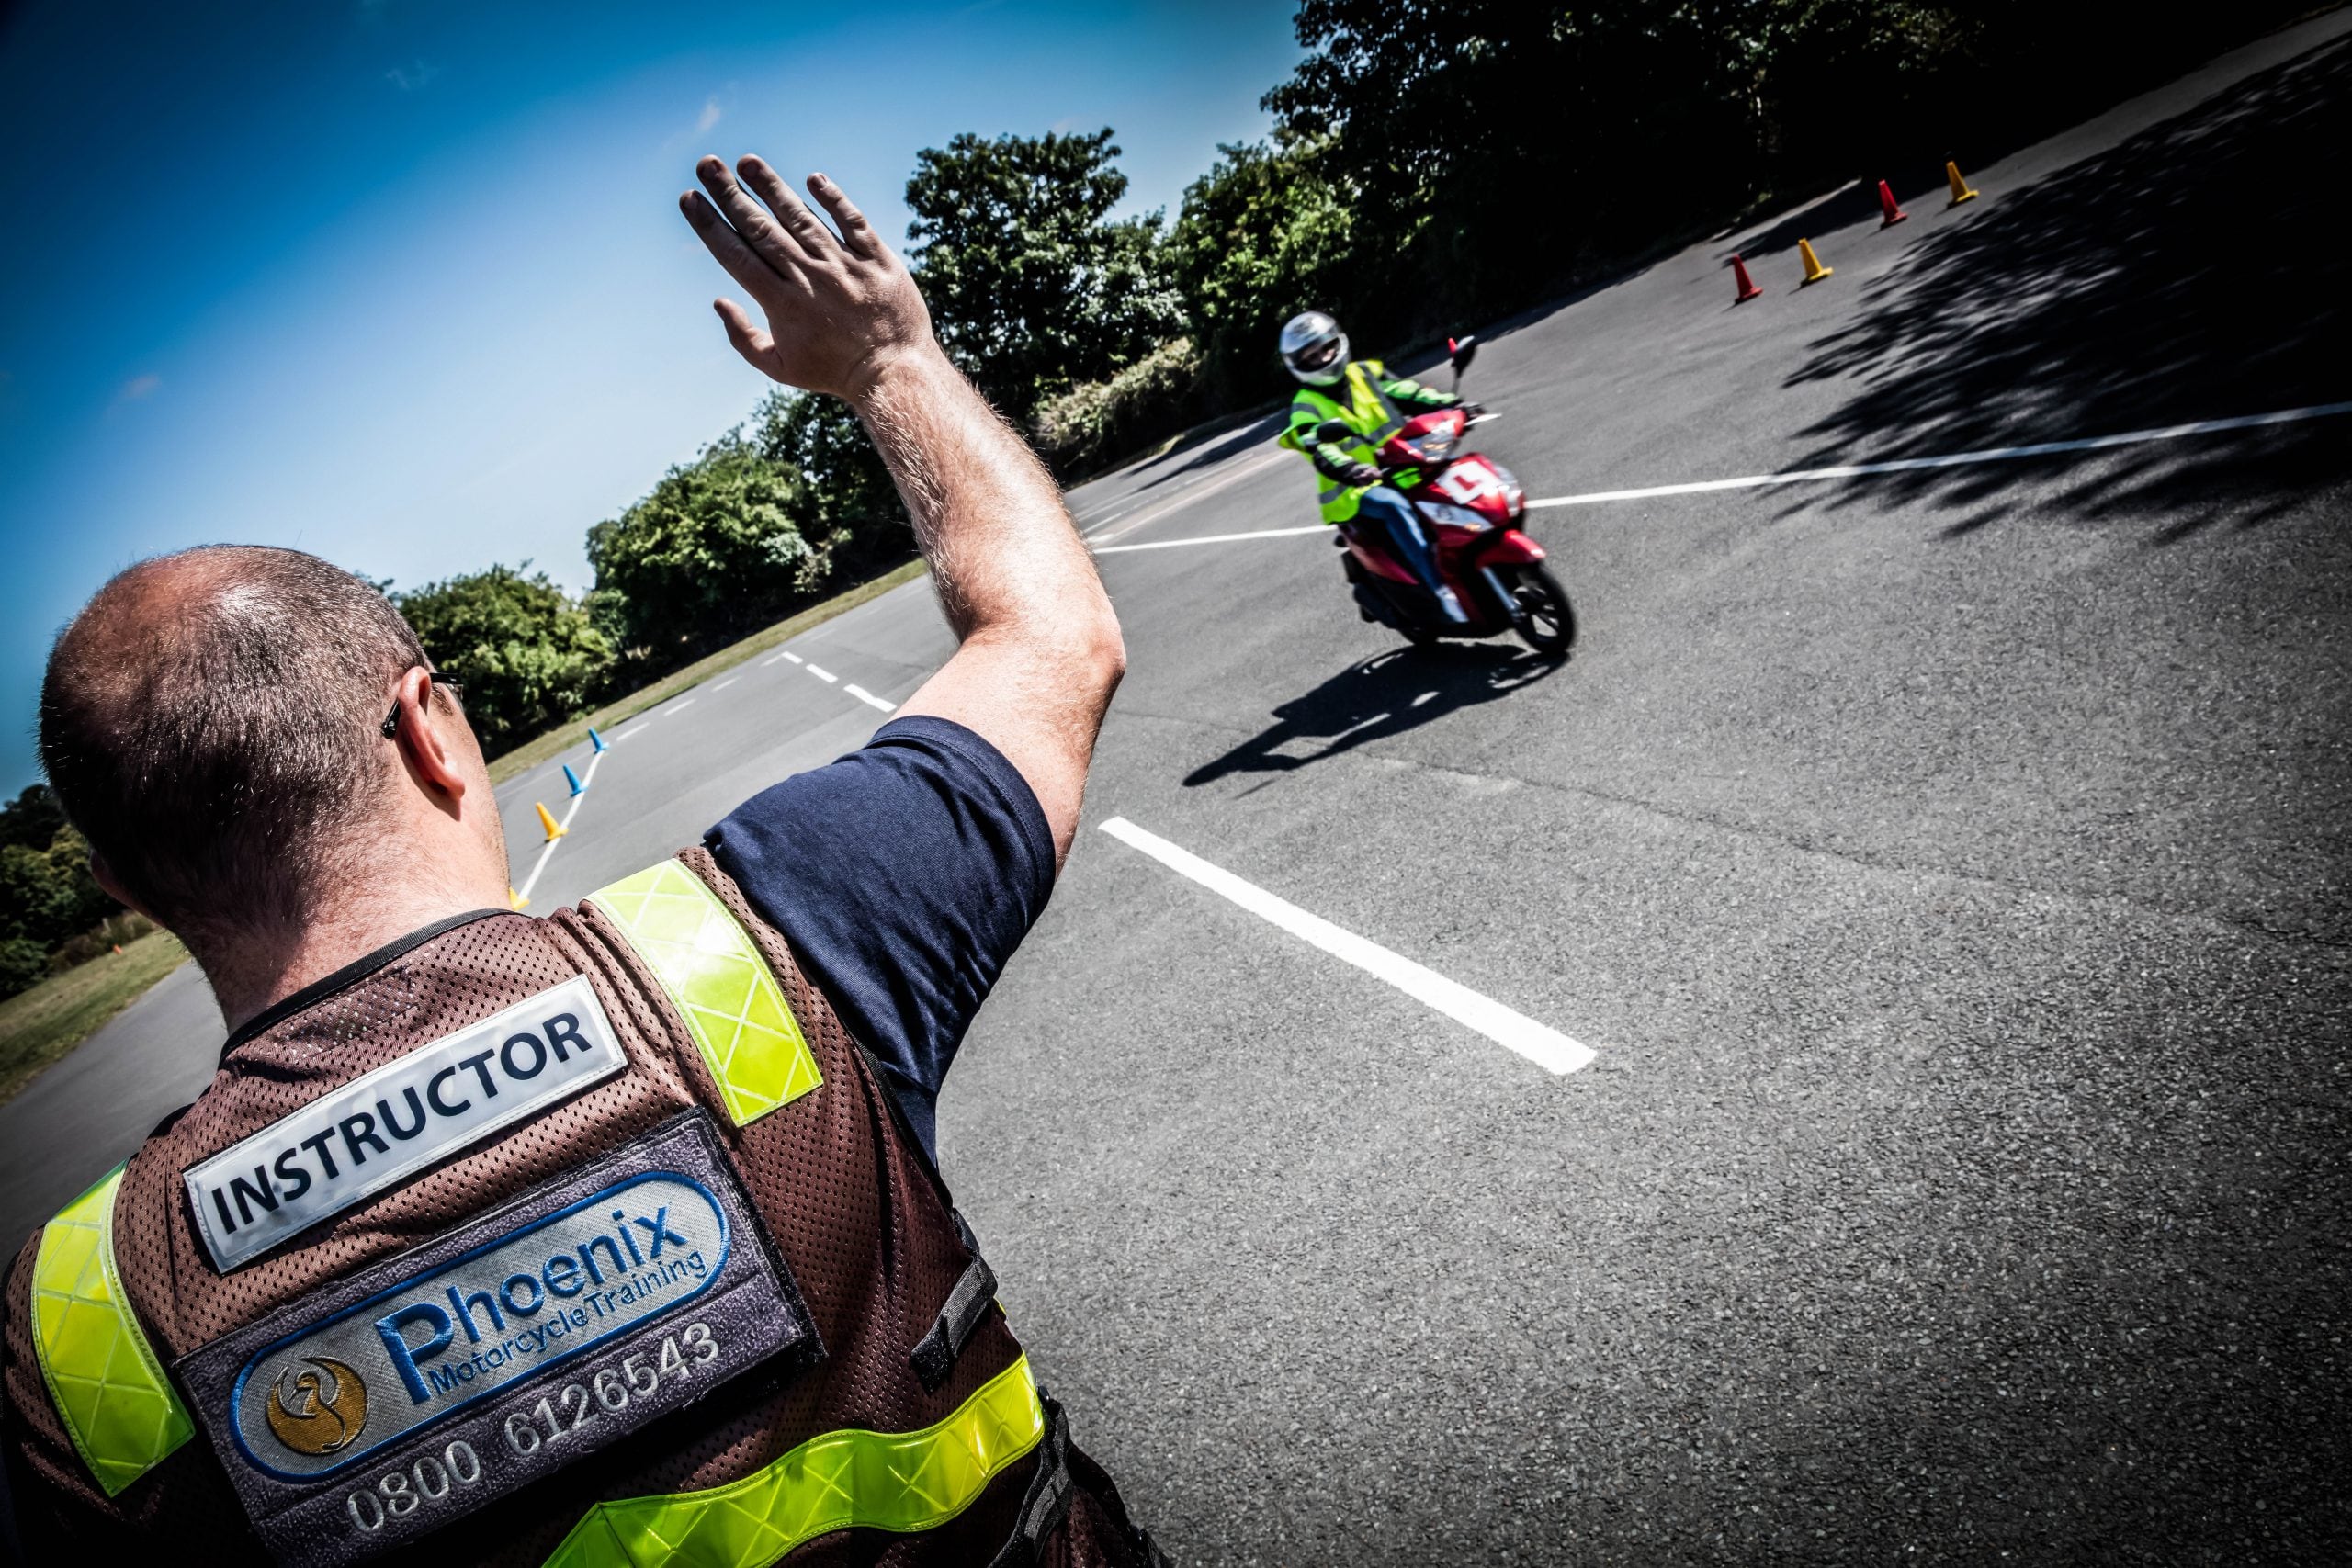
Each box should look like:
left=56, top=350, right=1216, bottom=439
left=1279, top=358, right=1459, bottom=524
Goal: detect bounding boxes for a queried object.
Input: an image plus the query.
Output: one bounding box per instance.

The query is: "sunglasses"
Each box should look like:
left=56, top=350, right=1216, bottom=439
left=381, top=670, right=462, bottom=739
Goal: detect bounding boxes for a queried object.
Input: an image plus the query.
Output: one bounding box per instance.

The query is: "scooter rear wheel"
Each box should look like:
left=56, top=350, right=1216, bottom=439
left=1510, top=564, right=1576, bottom=656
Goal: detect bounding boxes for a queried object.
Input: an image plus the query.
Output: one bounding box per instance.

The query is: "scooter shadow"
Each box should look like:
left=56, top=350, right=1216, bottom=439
left=1183, top=642, right=1560, bottom=788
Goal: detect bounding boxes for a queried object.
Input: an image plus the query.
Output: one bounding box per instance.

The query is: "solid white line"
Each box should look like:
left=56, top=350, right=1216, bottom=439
left=806, top=665, right=839, bottom=683
left=843, top=684, right=897, bottom=713
left=1525, top=401, right=2352, bottom=509
left=1094, top=525, right=1327, bottom=556
left=1083, top=450, right=1292, bottom=544
left=713, top=678, right=737, bottom=691
left=1097, top=817, right=1594, bottom=1075
left=514, top=747, right=608, bottom=904
left=781, top=651, right=805, bottom=664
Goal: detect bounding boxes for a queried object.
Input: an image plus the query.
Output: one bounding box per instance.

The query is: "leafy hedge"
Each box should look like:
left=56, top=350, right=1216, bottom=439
left=1030, top=338, right=1207, bottom=479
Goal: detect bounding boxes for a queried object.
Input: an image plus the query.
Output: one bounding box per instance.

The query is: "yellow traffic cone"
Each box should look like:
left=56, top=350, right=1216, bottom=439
left=1798, top=237, right=1833, bottom=285
left=535, top=802, right=566, bottom=842
left=508, top=886, right=529, bottom=910
left=1945, top=160, right=1980, bottom=206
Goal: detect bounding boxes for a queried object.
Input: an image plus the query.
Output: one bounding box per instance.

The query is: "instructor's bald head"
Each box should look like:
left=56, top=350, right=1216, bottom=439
left=40, top=546, right=438, bottom=942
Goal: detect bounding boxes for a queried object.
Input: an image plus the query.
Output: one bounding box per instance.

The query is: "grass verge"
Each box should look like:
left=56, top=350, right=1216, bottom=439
left=486, top=557, right=930, bottom=784
left=0, top=930, right=190, bottom=1109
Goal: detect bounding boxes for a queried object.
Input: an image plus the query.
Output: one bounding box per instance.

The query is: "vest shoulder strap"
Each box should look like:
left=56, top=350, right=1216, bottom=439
left=587, top=857, right=824, bottom=1126
left=28, top=1166, right=193, bottom=1496
left=541, top=1354, right=1046, bottom=1567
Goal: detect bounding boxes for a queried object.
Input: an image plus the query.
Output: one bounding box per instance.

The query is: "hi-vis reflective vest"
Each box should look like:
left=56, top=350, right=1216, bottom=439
left=1280, top=360, right=1411, bottom=525
left=3, top=849, right=1162, bottom=1567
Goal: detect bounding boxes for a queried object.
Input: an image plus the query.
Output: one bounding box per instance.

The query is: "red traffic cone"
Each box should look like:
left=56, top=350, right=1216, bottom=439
left=1877, top=179, right=1909, bottom=227
left=1730, top=252, right=1763, bottom=303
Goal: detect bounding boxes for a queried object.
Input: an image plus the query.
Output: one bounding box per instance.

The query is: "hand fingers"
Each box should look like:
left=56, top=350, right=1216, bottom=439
left=679, top=186, right=800, bottom=300
left=695, top=155, right=811, bottom=277
left=713, top=299, right=776, bottom=369
left=806, top=173, right=881, bottom=259
left=736, top=155, right=837, bottom=261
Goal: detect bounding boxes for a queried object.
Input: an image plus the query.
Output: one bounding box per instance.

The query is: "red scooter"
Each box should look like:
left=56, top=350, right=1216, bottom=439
left=1323, top=337, right=1573, bottom=656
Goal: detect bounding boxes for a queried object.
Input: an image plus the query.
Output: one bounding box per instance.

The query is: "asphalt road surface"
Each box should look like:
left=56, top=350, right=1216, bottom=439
left=6, top=15, right=2349, bottom=1562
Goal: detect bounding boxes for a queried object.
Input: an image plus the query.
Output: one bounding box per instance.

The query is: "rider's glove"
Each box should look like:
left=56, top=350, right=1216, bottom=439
left=1459, top=401, right=1487, bottom=418
left=1341, top=461, right=1384, bottom=488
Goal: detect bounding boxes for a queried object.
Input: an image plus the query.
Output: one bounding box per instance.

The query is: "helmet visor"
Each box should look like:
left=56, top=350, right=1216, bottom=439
left=1295, top=336, right=1344, bottom=371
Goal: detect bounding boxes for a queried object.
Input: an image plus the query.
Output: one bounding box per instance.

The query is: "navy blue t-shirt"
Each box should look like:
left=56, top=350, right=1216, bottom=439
left=704, top=716, right=1054, bottom=1162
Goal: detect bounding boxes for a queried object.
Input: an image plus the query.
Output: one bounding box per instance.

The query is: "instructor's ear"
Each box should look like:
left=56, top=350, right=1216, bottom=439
left=387, top=667, right=469, bottom=807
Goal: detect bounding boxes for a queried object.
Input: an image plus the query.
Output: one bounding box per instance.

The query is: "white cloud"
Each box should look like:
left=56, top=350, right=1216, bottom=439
left=119, top=373, right=163, bottom=401
left=695, top=97, right=723, bottom=135
left=386, top=60, right=443, bottom=92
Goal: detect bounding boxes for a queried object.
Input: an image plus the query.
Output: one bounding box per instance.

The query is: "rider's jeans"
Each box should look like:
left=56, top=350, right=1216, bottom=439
left=1351, top=487, right=1446, bottom=598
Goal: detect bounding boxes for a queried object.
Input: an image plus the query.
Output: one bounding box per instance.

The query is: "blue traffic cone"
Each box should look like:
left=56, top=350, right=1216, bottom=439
left=563, top=763, right=588, bottom=797
left=589, top=727, right=609, bottom=752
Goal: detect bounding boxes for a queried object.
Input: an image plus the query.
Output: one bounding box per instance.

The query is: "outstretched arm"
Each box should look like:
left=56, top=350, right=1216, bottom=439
left=680, top=155, right=1124, bottom=868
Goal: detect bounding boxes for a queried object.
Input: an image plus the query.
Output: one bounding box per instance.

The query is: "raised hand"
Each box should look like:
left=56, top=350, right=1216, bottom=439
left=679, top=155, right=934, bottom=403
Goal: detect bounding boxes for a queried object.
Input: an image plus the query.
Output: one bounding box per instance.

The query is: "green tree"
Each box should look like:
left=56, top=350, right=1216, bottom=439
left=392, top=566, right=616, bottom=752
left=0, top=822, right=119, bottom=999
left=749, top=391, right=910, bottom=579
left=904, top=128, right=1182, bottom=419
left=1264, top=1, right=1770, bottom=331
left=0, top=784, right=68, bottom=853
left=1165, top=137, right=1360, bottom=404
left=586, top=433, right=835, bottom=672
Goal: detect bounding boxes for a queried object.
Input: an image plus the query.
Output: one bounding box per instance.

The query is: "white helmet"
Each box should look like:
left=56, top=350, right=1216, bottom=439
left=1279, top=310, right=1349, bottom=386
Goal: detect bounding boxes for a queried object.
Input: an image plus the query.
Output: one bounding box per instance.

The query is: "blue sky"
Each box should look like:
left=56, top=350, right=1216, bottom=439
left=0, top=0, right=1303, bottom=794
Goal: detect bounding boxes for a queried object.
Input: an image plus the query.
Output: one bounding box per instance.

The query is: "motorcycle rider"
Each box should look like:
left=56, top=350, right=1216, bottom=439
left=1278, top=310, right=1471, bottom=623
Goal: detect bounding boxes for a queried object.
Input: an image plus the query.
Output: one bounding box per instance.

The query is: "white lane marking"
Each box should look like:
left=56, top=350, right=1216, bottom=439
left=763, top=651, right=789, bottom=665
left=663, top=698, right=695, bottom=714
left=713, top=678, right=737, bottom=691
left=806, top=665, right=840, bottom=683
left=1094, top=525, right=1326, bottom=556
left=514, top=746, right=608, bottom=904
left=1525, top=401, right=2352, bottom=509
left=612, top=724, right=648, bottom=741
left=1083, top=449, right=1293, bottom=545
left=781, top=651, right=805, bottom=664
left=843, top=684, right=897, bottom=713
left=1098, top=817, right=1594, bottom=1075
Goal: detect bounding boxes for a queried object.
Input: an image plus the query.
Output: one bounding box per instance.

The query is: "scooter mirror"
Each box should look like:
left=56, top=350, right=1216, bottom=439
left=1450, top=334, right=1479, bottom=378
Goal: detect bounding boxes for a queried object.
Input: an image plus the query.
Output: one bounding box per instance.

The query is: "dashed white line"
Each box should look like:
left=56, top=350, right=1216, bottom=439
left=1524, top=401, right=2352, bottom=509
left=843, top=684, right=897, bottom=713
left=663, top=698, right=695, bottom=714
left=514, top=747, right=609, bottom=904
left=781, top=651, right=805, bottom=664
left=806, top=665, right=839, bottom=683
left=1098, top=817, right=1594, bottom=1075
left=713, top=678, right=737, bottom=691
left=1093, top=525, right=1326, bottom=556
left=612, top=724, right=647, bottom=741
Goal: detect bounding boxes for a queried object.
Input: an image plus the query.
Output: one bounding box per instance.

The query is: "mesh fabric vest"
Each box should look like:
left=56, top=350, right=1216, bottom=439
left=1, top=849, right=1157, bottom=1567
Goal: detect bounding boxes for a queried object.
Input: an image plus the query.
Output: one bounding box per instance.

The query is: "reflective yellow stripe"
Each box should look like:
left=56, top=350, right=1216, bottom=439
left=543, top=1355, right=1046, bottom=1567
left=590, top=860, right=822, bottom=1126
left=29, top=1168, right=193, bottom=1496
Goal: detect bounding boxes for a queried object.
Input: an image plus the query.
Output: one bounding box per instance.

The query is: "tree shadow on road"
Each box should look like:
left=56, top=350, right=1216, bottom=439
left=1183, top=643, right=1559, bottom=788
left=1772, top=30, right=2352, bottom=535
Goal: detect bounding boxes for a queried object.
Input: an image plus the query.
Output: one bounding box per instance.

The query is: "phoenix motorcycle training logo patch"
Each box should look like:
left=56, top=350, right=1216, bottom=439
left=266, top=1358, right=369, bottom=1457
left=174, top=1110, right=818, bottom=1568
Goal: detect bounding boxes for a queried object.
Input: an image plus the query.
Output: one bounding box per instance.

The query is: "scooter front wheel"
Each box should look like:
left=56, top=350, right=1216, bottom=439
left=1510, top=564, right=1576, bottom=656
